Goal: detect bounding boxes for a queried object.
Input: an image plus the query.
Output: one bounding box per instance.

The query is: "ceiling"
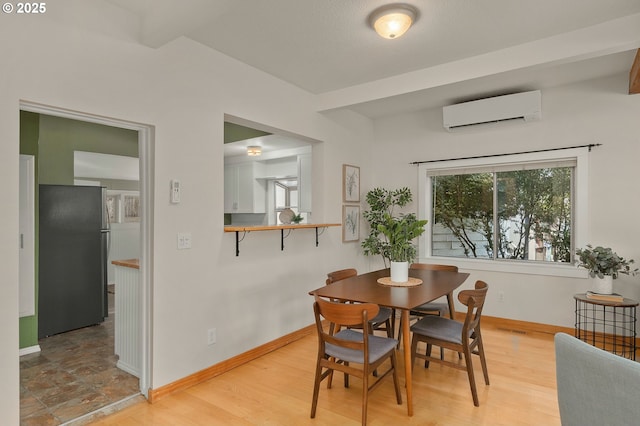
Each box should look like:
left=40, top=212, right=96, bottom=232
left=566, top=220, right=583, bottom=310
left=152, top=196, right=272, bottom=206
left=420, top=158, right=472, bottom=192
left=223, top=133, right=312, bottom=159
left=101, top=1, right=640, bottom=118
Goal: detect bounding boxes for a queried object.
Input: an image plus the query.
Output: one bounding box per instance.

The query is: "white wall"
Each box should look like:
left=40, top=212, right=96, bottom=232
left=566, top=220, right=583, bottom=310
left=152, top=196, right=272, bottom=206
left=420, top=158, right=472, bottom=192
left=371, top=74, right=640, bottom=328
left=0, top=10, right=373, bottom=423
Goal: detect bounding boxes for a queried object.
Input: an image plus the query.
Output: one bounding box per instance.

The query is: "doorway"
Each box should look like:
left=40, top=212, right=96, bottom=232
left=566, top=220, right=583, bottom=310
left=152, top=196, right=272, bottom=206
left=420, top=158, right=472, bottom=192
left=18, top=102, right=153, bottom=423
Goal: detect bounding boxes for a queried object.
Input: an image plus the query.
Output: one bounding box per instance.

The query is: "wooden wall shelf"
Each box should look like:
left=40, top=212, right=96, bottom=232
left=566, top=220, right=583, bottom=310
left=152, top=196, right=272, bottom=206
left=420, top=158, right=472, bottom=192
left=224, top=223, right=341, bottom=256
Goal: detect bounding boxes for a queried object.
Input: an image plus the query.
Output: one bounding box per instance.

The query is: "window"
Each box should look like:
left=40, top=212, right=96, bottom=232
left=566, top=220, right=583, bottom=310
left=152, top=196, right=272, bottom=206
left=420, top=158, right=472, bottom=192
left=275, top=181, right=293, bottom=211
left=274, top=179, right=307, bottom=224
left=418, top=148, right=589, bottom=273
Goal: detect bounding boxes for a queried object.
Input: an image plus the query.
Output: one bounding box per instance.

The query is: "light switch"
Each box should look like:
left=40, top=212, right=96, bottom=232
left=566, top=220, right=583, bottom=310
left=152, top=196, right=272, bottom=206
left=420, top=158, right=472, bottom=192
left=177, top=232, right=192, bottom=249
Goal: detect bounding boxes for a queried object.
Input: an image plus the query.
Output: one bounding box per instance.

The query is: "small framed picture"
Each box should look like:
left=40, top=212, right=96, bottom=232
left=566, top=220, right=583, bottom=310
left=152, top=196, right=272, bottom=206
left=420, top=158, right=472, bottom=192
left=123, top=194, right=140, bottom=222
left=342, top=164, right=360, bottom=203
left=342, top=205, right=360, bottom=242
left=105, top=193, right=120, bottom=224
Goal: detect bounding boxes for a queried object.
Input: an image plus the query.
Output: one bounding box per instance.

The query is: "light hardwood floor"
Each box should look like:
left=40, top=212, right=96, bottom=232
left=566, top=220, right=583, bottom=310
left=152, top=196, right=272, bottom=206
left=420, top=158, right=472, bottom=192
left=90, top=321, right=562, bottom=425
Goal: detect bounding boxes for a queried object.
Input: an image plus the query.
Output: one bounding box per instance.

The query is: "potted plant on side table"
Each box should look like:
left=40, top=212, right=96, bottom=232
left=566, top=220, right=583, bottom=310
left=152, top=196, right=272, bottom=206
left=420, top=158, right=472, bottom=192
left=576, top=244, right=638, bottom=294
left=361, top=187, right=428, bottom=282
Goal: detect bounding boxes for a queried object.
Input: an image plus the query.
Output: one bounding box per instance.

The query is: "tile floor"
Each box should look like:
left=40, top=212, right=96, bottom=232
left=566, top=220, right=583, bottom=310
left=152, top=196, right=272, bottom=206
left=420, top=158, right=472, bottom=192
left=20, top=287, right=140, bottom=425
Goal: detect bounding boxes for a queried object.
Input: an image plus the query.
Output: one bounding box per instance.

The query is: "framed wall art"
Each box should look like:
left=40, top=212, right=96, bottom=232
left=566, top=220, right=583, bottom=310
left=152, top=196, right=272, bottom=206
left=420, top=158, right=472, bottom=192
left=105, top=190, right=140, bottom=223
left=342, top=204, right=360, bottom=242
left=123, top=194, right=140, bottom=223
left=105, top=193, right=120, bottom=224
left=342, top=164, right=360, bottom=203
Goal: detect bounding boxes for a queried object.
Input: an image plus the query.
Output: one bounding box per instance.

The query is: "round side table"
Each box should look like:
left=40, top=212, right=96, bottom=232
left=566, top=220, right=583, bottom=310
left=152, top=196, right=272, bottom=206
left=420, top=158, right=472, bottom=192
left=574, top=293, right=638, bottom=360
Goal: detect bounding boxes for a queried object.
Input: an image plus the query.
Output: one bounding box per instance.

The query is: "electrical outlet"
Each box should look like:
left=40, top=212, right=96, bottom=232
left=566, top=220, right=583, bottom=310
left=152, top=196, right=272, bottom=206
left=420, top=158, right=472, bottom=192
left=498, top=291, right=504, bottom=302
left=208, top=328, right=216, bottom=345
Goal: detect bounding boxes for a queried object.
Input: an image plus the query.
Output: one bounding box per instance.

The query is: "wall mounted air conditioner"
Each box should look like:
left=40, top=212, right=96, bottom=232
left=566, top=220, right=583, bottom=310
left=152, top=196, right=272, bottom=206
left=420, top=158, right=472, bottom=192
left=443, top=90, right=541, bottom=131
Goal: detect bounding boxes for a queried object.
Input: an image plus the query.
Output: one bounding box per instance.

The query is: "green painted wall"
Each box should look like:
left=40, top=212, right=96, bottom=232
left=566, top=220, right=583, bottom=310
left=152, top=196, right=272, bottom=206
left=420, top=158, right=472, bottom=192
left=38, top=114, right=138, bottom=185
left=224, top=122, right=270, bottom=144
left=19, top=112, right=139, bottom=349
left=80, top=178, right=139, bottom=191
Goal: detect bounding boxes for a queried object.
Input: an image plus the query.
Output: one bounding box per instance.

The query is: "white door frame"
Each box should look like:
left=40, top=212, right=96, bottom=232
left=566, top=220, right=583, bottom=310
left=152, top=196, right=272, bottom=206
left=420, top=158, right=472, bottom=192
left=20, top=100, right=154, bottom=398
left=19, top=155, right=36, bottom=319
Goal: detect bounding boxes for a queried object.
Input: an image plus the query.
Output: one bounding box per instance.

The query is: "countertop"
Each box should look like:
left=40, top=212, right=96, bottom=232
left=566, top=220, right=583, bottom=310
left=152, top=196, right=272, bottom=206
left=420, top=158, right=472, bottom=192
left=224, top=223, right=340, bottom=232
left=111, top=259, right=139, bottom=270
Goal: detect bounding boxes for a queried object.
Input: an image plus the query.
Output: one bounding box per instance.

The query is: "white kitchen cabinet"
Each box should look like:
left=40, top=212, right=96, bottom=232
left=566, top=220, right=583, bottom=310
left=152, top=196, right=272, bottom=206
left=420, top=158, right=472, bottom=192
left=224, top=162, right=266, bottom=213
left=297, top=153, right=312, bottom=213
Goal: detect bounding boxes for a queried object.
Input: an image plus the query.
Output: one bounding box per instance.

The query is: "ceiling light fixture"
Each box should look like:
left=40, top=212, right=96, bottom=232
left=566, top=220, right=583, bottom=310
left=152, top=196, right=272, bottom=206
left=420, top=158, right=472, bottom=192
left=247, top=146, right=262, bottom=156
left=369, top=3, right=418, bottom=40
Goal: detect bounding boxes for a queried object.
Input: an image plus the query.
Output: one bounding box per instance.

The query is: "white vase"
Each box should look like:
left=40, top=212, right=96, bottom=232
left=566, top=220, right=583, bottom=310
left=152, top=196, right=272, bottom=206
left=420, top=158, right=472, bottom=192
left=592, top=275, right=614, bottom=294
left=390, top=261, right=409, bottom=283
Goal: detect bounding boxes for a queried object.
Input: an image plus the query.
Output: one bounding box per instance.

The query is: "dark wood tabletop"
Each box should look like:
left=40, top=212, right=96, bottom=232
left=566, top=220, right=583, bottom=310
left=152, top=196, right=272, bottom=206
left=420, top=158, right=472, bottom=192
left=310, top=267, right=470, bottom=310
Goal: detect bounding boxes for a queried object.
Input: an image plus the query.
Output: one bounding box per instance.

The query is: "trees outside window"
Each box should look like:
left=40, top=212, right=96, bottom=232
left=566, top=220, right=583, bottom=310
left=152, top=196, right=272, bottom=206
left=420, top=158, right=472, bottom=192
left=431, top=165, right=573, bottom=264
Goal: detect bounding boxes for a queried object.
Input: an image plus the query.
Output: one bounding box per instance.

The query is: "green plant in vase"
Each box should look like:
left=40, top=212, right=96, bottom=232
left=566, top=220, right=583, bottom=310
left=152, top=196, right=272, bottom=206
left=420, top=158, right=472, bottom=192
left=576, top=245, right=637, bottom=279
left=291, top=213, right=304, bottom=224
left=576, top=244, right=638, bottom=294
left=362, top=187, right=427, bottom=281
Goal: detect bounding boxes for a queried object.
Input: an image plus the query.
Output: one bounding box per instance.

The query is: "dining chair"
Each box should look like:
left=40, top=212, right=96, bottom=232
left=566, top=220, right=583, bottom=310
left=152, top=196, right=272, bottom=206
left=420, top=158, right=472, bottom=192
left=397, top=263, right=459, bottom=359
left=409, top=263, right=457, bottom=317
left=311, top=296, right=402, bottom=426
left=326, top=269, right=395, bottom=338
left=410, top=280, right=489, bottom=406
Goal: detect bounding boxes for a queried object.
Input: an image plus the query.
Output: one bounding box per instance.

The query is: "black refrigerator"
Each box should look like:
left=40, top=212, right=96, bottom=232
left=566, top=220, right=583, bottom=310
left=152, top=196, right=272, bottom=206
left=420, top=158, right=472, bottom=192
left=38, top=184, right=109, bottom=339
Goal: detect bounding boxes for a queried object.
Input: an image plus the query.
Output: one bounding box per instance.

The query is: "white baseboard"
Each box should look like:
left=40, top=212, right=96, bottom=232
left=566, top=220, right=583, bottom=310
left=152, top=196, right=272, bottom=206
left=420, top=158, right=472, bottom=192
left=19, top=345, right=41, bottom=356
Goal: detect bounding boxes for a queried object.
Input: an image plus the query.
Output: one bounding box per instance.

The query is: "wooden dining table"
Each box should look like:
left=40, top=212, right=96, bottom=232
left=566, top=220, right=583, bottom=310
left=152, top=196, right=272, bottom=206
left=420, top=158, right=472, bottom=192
left=309, top=267, right=470, bottom=416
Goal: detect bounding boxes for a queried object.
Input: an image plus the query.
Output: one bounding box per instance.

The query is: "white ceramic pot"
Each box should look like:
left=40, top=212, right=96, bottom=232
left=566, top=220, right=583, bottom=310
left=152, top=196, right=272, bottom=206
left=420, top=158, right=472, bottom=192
left=592, top=275, right=614, bottom=294
left=390, top=261, right=409, bottom=283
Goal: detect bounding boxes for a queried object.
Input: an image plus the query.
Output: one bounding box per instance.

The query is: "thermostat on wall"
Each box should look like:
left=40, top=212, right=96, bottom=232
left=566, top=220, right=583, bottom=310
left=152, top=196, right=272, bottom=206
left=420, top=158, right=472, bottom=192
left=170, top=179, right=181, bottom=204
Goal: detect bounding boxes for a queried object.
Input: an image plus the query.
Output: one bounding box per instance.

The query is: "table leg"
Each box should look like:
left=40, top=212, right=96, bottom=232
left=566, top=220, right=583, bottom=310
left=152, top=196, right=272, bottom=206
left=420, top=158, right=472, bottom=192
left=446, top=291, right=456, bottom=320
left=401, top=309, right=413, bottom=416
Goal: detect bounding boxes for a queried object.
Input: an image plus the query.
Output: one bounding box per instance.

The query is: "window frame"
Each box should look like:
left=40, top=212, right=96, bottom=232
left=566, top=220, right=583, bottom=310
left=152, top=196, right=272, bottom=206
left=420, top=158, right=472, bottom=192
left=274, top=181, right=291, bottom=211
left=417, top=147, right=589, bottom=277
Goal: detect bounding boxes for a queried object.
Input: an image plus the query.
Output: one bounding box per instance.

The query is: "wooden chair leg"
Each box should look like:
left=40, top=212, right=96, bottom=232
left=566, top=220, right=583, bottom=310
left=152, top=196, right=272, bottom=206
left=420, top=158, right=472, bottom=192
left=327, top=323, right=338, bottom=388
left=344, top=361, right=350, bottom=388
left=410, top=335, right=419, bottom=368
left=444, top=293, right=463, bottom=360
left=463, top=347, right=479, bottom=407
left=390, top=351, right=403, bottom=404
left=310, top=360, right=323, bottom=418
left=362, top=367, right=369, bottom=426
left=425, top=343, right=432, bottom=368
left=390, top=310, right=396, bottom=339
left=477, top=335, right=490, bottom=385
left=385, top=318, right=393, bottom=338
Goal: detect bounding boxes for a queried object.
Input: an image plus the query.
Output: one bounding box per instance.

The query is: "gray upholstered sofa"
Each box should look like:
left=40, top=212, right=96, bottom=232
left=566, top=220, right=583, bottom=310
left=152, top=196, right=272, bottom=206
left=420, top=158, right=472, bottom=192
left=555, top=332, right=640, bottom=426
